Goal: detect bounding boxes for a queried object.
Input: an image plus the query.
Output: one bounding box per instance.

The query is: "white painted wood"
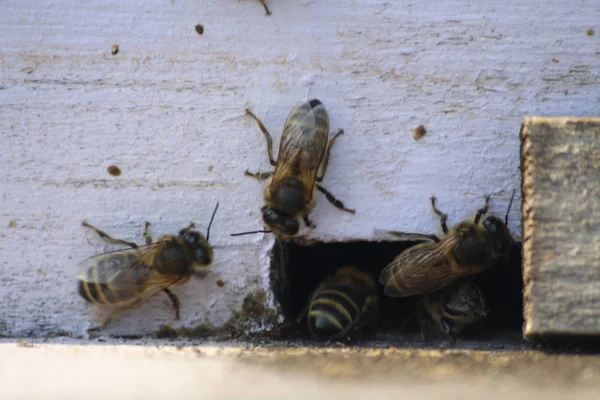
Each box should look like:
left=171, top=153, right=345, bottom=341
left=0, top=0, right=598, bottom=337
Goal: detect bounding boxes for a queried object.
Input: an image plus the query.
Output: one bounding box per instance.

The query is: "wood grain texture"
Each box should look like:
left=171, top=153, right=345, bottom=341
left=0, top=0, right=599, bottom=337
left=522, top=117, right=600, bottom=338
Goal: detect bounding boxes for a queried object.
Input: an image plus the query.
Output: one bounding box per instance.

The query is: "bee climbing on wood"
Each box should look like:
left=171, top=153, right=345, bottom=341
left=77, top=203, right=219, bottom=332
left=379, top=191, right=516, bottom=298
left=231, top=99, right=355, bottom=239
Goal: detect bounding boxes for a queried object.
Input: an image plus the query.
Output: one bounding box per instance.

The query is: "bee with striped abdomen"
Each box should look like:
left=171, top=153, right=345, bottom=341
left=303, top=266, right=378, bottom=341
left=231, top=99, right=355, bottom=239
left=77, top=203, right=219, bottom=332
left=379, top=191, right=515, bottom=298
left=419, top=280, right=489, bottom=343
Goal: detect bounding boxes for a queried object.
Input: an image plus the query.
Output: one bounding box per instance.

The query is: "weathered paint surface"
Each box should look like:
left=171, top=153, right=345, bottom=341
left=0, top=0, right=598, bottom=336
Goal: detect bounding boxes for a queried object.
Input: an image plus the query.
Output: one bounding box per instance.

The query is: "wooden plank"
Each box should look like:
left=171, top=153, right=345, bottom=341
left=3, top=343, right=600, bottom=399
left=521, top=117, right=600, bottom=338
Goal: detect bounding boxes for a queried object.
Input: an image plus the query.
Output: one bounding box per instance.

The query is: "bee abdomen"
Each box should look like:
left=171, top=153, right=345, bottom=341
left=78, top=274, right=142, bottom=307
left=78, top=280, right=122, bottom=305
left=308, top=99, right=322, bottom=109
left=78, top=258, right=146, bottom=306
left=308, top=288, right=361, bottom=340
left=290, top=100, right=329, bottom=132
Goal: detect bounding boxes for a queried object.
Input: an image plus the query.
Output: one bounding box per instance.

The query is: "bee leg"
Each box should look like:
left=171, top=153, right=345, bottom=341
left=162, top=288, right=181, bottom=320
left=316, top=129, right=344, bottom=182
left=357, top=295, right=379, bottom=335
left=274, top=320, right=303, bottom=339
left=302, top=215, right=315, bottom=228
left=244, top=170, right=273, bottom=180
left=430, top=196, right=449, bottom=234
left=295, top=299, right=310, bottom=327
left=418, top=310, right=431, bottom=342
left=87, top=316, right=111, bottom=334
left=87, top=326, right=101, bottom=334
left=179, top=222, right=196, bottom=236
left=316, top=184, right=356, bottom=214
left=326, top=337, right=347, bottom=347
left=245, top=109, right=277, bottom=166
left=143, top=221, right=153, bottom=245
left=440, top=317, right=456, bottom=344
left=258, top=0, right=271, bottom=15
left=82, top=221, right=139, bottom=249
left=474, top=195, right=491, bottom=224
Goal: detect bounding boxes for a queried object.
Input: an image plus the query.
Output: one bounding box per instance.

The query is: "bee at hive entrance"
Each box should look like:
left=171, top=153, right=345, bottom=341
left=269, top=238, right=524, bottom=347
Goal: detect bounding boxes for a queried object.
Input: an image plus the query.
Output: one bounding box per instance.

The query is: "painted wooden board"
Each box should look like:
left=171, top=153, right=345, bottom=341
left=0, top=0, right=598, bottom=337
left=522, top=117, right=600, bottom=338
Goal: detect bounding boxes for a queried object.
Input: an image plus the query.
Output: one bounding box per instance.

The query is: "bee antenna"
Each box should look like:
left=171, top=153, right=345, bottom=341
left=504, top=189, right=516, bottom=225
left=230, top=230, right=273, bottom=237
left=205, top=202, right=219, bottom=242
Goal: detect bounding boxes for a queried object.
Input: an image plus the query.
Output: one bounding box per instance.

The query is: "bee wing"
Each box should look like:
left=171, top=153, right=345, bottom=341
left=76, top=247, right=144, bottom=284
left=122, top=270, right=182, bottom=300
left=373, top=229, right=441, bottom=243
left=271, top=102, right=328, bottom=198
left=379, top=234, right=460, bottom=297
left=77, top=244, right=180, bottom=302
left=76, top=242, right=166, bottom=284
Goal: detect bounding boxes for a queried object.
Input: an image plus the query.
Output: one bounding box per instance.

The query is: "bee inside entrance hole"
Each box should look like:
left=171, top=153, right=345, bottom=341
left=270, top=239, right=524, bottom=347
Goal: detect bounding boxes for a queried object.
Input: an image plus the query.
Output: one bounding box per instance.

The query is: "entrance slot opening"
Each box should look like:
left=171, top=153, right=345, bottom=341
left=271, top=239, right=524, bottom=345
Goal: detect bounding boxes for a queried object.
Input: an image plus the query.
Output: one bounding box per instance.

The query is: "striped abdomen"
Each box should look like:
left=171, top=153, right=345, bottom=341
left=78, top=279, right=144, bottom=308
left=285, top=99, right=329, bottom=137
left=280, top=99, right=330, bottom=163
left=307, top=267, right=377, bottom=340
left=78, top=252, right=149, bottom=308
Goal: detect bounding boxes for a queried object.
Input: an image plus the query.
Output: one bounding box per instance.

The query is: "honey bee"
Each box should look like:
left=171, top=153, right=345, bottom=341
left=77, top=203, right=219, bottom=331
left=419, top=280, right=489, bottom=343
left=379, top=191, right=515, bottom=298
left=302, top=266, right=378, bottom=341
left=231, top=99, right=355, bottom=238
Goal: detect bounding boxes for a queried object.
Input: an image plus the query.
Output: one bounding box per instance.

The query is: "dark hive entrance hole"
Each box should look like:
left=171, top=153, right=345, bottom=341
left=270, top=239, right=524, bottom=344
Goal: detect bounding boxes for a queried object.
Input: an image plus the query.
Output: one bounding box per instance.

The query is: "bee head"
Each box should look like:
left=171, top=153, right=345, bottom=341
left=443, top=282, right=489, bottom=321
left=179, top=202, right=218, bottom=270
left=274, top=178, right=305, bottom=215
left=482, top=189, right=515, bottom=259
left=178, top=228, right=214, bottom=269
left=262, top=206, right=299, bottom=237
left=482, top=215, right=504, bottom=234
left=482, top=215, right=514, bottom=258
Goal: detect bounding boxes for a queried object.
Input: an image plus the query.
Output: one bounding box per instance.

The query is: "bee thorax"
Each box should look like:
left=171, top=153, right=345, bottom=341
left=155, top=245, right=191, bottom=275
left=274, top=178, right=305, bottom=214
